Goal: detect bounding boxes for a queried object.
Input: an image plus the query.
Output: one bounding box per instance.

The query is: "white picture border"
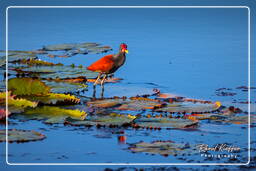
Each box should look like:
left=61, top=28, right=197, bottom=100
left=5, top=6, right=251, bottom=166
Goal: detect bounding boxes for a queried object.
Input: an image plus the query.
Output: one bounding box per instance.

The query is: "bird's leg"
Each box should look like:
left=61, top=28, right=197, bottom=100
left=101, top=74, right=107, bottom=87
left=92, top=84, right=96, bottom=99
left=94, top=73, right=102, bottom=86
left=100, top=84, right=105, bottom=99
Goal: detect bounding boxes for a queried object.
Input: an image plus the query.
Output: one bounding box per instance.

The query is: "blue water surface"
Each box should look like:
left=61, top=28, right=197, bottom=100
left=0, top=0, right=255, bottom=170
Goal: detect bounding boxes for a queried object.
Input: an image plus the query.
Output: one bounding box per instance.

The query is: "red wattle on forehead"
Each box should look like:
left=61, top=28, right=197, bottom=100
left=121, top=43, right=127, bottom=49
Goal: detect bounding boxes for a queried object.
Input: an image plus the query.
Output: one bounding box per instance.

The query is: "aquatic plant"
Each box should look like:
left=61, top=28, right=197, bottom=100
left=14, top=65, right=98, bottom=79
left=18, top=106, right=86, bottom=124
left=41, top=42, right=112, bottom=57
left=15, top=58, right=63, bottom=66
left=24, top=93, right=80, bottom=105
left=65, top=113, right=135, bottom=127
left=133, top=117, right=199, bottom=129
left=43, top=80, right=87, bottom=94
left=8, top=78, right=50, bottom=96
left=128, top=141, right=197, bottom=157
left=0, top=92, right=38, bottom=114
left=0, top=129, right=46, bottom=143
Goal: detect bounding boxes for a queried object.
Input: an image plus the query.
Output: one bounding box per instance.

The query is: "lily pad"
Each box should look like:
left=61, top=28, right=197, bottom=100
left=0, top=92, right=38, bottom=114
left=15, top=65, right=98, bottom=79
left=87, top=97, right=165, bottom=111
left=0, top=51, right=38, bottom=67
left=42, top=80, right=88, bottom=94
left=41, top=43, right=112, bottom=57
left=14, top=106, right=86, bottom=124
left=155, top=102, right=221, bottom=113
left=0, top=129, right=46, bottom=143
left=23, top=93, right=80, bottom=105
left=87, top=98, right=125, bottom=108
left=42, top=43, right=99, bottom=51
left=213, top=115, right=249, bottom=125
left=65, top=113, right=135, bottom=127
left=128, top=141, right=196, bottom=156
left=8, top=78, right=50, bottom=96
left=8, top=78, right=81, bottom=105
left=133, top=117, right=198, bottom=129
left=13, top=58, right=63, bottom=66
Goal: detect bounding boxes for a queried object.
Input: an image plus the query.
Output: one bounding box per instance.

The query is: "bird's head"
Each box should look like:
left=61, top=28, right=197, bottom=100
left=120, top=43, right=128, bottom=54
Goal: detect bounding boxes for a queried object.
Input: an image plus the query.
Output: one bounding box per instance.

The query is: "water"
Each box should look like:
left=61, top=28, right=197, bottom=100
left=1, top=3, right=255, bottom=171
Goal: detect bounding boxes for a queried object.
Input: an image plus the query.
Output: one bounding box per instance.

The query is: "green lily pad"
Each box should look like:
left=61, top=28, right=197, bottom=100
left=43, top=80, right=88, bottom=94
left=87, top=97, right=165, bottom=111
left=212, top=115, right=249, bottom=125
left=128, top=141, right=196, bottom=156
left=41, top=43, right=112, bottom=57
left=0, top=129, right=46, bottom=143
left=15, top=65, right=98, bottom=79
left=13, top=58, right=63, bottom=66
left=133, top=117, right=198, bottom=129
left=8, top=78, right=50, bottom=96
left=14, top=106, right=86, bottom=124
left=87, top=98, right=125, bottom=108
left=65, top=113, right=136, bottom=127
left=155, top=102, right=220, bottom=113
left=0, top=51, right=38, bottom=67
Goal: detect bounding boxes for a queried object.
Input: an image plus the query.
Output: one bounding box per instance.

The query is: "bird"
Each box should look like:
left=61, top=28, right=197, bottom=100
left=87, top=43, right=128, bottom=86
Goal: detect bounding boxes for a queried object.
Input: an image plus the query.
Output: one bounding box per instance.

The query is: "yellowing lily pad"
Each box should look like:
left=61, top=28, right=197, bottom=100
left=16, top=106, right=87, bottom=124
left=0, top=92, right=38, bottom=114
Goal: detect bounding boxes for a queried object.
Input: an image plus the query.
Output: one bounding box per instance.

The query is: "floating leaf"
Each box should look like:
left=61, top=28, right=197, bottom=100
left=14, top=106, right=87, bottom=124
left=0, top=92, right=37, bottom=114
left=213, top=115, right=248, bottom=125
left=23, top=93, right=80, bottom=105
left=87, top=98, right=125, bottom=108
left=8, top=78, right=50, bottom=96
left=15, top=65, right=98, bottom=79
left=41, top=43, right=112, bottom=57
left=133, top=117, right=198, bottom=129
left=87, top=97, right=165, bottom=111
left=50, top=76, right=87, bottom=83
left=0, top=51, right=38, bottom=67
left=117, top=97, right=165, bottom=110
left=42, top=80, right=87, bottom=94
left=13, top=58, right=63, bottom=66
left=155, top=102, right=221, bottom=113
left=65, top=113, right=135, bottom=127
left=8, top=78, right=81, bottom=105
left=128, top=141, right=196, bottom=156
left=0, top=129, right=46, bottom=143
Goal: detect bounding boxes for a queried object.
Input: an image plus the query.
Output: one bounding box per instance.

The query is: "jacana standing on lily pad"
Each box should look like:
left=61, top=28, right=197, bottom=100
left=87, top=43, right=128, bottom=87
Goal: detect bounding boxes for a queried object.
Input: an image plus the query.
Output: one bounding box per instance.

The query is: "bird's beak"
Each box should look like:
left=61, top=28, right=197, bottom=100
left=125, top=49, right=129, bottom=54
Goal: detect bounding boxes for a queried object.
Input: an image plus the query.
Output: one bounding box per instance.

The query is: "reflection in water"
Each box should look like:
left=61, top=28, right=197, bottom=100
left=118, top=135, right=127, bottom=144
left=92, top=84, right=105, bottom=99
